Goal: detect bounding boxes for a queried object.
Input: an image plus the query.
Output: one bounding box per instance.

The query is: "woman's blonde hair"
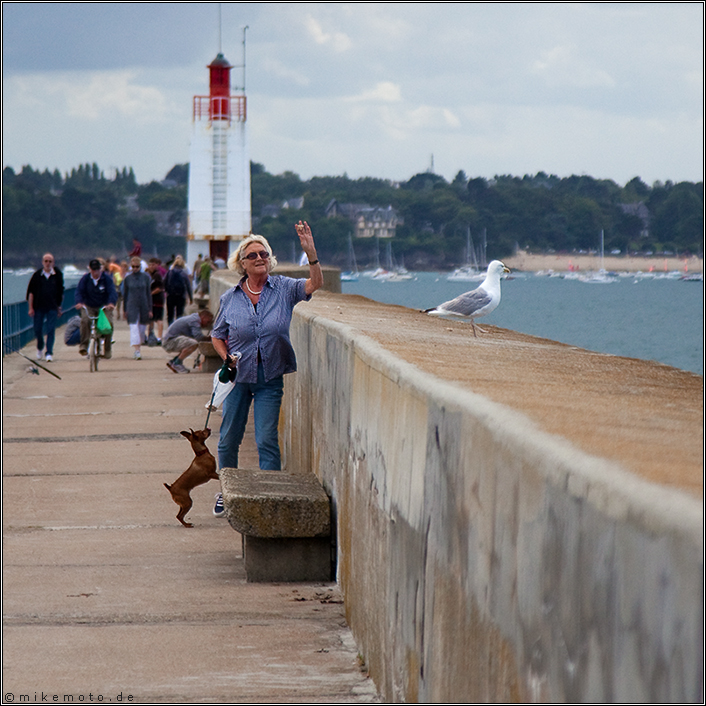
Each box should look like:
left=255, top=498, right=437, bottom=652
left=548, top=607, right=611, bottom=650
left=172, top=255, right=185, bottom=268
left=228, top=235, right=278, bottom=276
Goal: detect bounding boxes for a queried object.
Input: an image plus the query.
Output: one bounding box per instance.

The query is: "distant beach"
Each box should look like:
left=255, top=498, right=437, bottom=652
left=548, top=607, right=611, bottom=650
left=504, top=250, right=703, bottom=274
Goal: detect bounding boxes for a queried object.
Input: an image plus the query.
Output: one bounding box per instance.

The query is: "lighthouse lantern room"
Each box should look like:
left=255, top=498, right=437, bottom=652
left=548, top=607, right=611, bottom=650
left=187, top=47, right=251, bottom=267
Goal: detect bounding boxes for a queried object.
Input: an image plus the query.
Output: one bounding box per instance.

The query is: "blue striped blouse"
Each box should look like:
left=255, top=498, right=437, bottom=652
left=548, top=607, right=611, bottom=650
left=211, top=275, right=310, bottom=383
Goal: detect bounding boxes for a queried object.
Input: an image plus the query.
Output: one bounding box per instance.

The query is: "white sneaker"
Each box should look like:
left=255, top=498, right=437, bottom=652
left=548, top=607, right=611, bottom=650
left=213, top=493, right=225, bottom=517
left=133, top=350, right=142, bottom=360
left=36, top=349, right=43, bottom=360
left=45, top=354, right=53, bottom=362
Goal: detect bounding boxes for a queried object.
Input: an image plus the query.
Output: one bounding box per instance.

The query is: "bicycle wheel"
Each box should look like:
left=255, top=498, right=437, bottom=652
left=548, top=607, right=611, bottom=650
left=89, top=333, right=99, bottom=372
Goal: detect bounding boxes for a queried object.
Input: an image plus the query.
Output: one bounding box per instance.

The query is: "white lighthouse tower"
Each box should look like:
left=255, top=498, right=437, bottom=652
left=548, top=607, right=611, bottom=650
left=187, top=37, right=251, bottom=266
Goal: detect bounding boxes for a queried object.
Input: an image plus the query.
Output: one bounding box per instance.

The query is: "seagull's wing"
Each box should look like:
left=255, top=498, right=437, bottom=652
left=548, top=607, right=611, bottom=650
left=438, top=286, right=492, bottom=317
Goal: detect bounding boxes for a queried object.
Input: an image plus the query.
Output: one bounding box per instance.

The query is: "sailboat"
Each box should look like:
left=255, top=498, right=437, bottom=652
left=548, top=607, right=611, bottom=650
left=361, top=237, right=387, bottom=278
left=448, top=227, right=485, bottom=281
left=381, top=241, right=413, bottom=281
left=340, top=235, right=359, bottom=281
left=580, top=230, right=616, bottom=283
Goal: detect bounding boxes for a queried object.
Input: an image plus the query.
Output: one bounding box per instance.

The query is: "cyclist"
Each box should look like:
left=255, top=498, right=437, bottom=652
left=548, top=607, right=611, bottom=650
left=75, top=259, right=118, bottom=358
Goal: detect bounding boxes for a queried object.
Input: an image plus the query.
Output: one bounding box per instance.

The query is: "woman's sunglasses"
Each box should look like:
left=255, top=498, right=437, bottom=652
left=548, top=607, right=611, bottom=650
left=242, top=250, right=270, bottom=261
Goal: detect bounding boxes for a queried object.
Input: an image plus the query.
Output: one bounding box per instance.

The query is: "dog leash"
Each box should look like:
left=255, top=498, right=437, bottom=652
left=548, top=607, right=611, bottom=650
left=204, top=386, right=218, bottom=429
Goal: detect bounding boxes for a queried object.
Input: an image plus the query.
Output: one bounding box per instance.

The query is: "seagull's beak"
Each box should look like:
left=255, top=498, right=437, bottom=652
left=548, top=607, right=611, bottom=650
left=503, top=266, right=511, bottom=273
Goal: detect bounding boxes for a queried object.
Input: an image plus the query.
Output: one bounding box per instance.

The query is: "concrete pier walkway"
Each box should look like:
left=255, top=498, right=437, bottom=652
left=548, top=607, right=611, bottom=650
left=2, top=320, right=379, bottom=703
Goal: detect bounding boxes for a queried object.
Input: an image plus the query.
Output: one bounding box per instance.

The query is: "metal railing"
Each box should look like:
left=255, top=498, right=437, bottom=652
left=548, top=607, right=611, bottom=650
left=193, top=95, right=247, bottom=122
left=3, top=286, right=77, bottom=356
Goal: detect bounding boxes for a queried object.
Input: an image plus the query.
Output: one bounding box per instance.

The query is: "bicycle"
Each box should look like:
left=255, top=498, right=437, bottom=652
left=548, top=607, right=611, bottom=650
left=85, top=307, right=108, bottom=372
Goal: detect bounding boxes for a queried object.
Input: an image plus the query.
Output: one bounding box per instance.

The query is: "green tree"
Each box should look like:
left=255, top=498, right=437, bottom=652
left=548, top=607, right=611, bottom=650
left=3, top=160, right=702, bottom=269
left=651, top=183, right=704, bottom=254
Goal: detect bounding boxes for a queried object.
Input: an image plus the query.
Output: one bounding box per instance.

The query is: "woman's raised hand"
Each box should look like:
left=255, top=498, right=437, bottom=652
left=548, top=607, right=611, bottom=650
left=295, top=221, right=316, bottom=259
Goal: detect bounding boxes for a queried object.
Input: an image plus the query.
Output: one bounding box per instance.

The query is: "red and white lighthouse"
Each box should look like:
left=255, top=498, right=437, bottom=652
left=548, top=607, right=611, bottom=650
left=187, top=48, right=251, bottom=266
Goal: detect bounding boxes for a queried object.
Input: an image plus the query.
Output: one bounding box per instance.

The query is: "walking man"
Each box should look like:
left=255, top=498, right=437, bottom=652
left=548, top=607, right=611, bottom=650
left=26, top=253, right=64, bottom=362
left=164, top=256, right=193, bottom=325
left=147, top=258, right=165, bottom=345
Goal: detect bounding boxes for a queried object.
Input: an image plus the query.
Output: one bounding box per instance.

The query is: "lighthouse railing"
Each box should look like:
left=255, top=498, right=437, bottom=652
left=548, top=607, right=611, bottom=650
left=193, top=95, right=247, bottom=123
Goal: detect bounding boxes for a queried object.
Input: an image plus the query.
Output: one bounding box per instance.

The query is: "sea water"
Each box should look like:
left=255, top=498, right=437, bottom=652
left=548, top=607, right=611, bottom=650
left=3, top=269, right=703, bottom=374
left=3, top=268, right=84, bottom=302
left=342, top=272, right=704, bottom=375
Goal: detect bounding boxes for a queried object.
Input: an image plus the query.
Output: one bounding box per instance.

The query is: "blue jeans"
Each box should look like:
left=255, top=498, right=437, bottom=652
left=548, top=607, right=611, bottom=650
left=33, top=309, right=58, bottom=355
left=218, top=362, right=284, bottom=471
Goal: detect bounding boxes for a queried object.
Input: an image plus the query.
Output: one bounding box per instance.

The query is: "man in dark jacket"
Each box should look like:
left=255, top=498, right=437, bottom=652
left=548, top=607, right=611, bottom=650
left=75, top=259, right=118, bottom=358
left=164, top=256, right=193, bottom=325
left=26, top=253, right=64, bottom=362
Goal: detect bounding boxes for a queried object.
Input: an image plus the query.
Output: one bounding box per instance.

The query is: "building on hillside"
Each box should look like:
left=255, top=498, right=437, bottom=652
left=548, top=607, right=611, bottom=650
left=619, top=202, right=650, bottom=239
left=325, top=200, right=403, bottom=238
left=259, top=197, right=305, bottom=220
left=186, top=44, right=251, bottom=266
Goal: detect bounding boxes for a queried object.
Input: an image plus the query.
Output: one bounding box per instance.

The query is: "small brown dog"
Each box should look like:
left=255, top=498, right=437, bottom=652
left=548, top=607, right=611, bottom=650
left=164, top=428, right=218, bottom=527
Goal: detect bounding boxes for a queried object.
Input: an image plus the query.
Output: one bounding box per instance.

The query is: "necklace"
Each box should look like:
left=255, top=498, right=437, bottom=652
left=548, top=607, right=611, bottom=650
left=245, top=279, right=263, bottom=296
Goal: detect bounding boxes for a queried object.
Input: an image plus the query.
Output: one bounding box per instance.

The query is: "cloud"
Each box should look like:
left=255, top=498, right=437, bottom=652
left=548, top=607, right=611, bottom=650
left=1, top=2, right=220, bottom=72
left=5, top=70, right=171, bottom=123
left=377, top=105, right=461, bottom=141
left=262, top=58, right=311, bottom=87
left=340, top=81, right=460, bottom=139
left=68, top=73, right=170, bottom=122
left=304, top=16, right=353, bottom=52
left=531, top=44, right=616, bottom=89
left=2, top=67, right=190, bottom=182
left=346, top=81, right=403, bottom=103
left=2, top=3, right=702, bottom=185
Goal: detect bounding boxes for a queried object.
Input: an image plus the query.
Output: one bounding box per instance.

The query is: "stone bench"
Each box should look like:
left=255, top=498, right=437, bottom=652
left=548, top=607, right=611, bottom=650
left=219, top=468, right=333, bottom=582
left=197, top=340, right=222, bottom=373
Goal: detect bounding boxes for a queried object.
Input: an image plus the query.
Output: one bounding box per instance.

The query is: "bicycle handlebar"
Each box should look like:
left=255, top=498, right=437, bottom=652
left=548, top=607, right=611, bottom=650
left=80, top=305, right=107, bottom=320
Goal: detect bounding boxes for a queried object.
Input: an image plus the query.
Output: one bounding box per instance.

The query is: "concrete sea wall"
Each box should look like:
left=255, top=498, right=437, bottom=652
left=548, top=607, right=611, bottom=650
left=281, top=306, right=703, bottom=703
left=209, top=269, right=702, bottom=702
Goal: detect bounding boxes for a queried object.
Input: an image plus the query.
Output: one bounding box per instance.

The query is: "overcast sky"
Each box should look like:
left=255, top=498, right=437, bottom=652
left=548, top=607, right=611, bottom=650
left=2, top=2, right=703, bottom=187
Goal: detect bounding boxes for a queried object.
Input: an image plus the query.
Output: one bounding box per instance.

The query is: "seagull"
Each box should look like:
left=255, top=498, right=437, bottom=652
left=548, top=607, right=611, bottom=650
left=424, top=260, right=511, bottom=337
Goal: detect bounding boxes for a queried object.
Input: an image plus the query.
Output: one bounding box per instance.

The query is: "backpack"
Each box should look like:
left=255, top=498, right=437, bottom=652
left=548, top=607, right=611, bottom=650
left=166, top=269, right=186, bottom=297
left=64, top=316, right=81, bottom=346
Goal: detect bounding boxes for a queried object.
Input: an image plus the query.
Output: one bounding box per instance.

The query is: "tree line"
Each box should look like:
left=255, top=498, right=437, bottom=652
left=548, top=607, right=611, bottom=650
left=3, top=162, right=702, bottom=270
left=2, top=164, right=187, bottom=267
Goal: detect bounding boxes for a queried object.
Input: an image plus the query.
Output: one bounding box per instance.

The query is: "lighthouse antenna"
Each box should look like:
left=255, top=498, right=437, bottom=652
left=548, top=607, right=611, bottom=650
left=230, top=25, right=248, bottom=93
left=218, top=3, right=223, bottom=54
left=242, top=26, right=248, bottom=94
